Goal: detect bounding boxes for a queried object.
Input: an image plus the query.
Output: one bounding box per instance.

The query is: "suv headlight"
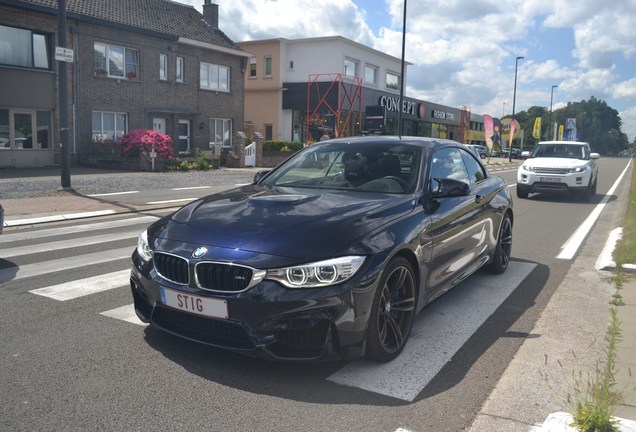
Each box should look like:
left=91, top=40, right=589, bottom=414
left=137, top=230, right=153, bottom=261
left=569, top=165, right=588, bottom=173
left=521, top=164, right=534, bottom=172
left=266, top=256, right=366, bottom=288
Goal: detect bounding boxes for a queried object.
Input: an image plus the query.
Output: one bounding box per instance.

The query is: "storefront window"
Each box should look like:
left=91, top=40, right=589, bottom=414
left=36, top=111, right=51, bottom=148
left=0, top=109, right=9, bottom=148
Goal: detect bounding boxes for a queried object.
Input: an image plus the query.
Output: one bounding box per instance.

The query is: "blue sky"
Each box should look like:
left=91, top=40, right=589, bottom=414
left=177, top=0, right=636, bottom=142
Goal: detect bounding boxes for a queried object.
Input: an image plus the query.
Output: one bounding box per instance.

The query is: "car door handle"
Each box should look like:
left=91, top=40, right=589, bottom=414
left=475, top=195, right=483, bottom=204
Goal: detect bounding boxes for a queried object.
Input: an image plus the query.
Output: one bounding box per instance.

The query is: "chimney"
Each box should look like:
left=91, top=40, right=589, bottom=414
left=202, top=0, right=219, bottom=29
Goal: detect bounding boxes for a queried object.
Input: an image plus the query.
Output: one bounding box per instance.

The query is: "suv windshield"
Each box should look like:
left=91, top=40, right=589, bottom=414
left=533, top=144, right=586, bottom=159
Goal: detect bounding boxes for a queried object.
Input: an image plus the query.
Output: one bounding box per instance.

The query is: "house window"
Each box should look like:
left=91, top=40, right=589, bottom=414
left=264, top=56, right=272, bottom=78
left=160, top=54, right=168, bottom=80
left=365, top=65, right=377, bottom=85
left=94, top=42, right=138, bottom=79
left=0, top=108, right=51, bottom=149
left=0, top=25, right=50, bottom=70
left=176, top=57, right=184, bottom=83
left=200, top=62, right=230, bottom=91
left=344, top=58, right=358, bottom=77
left=249, top=57, right=257, bottom=78
left=91, top=111, right=127, bottom=141
left=386, top=71, right=400, bottom=90
left=265, top=124, right=273, bottom=141
left=210, top=118, right=232, bottom=147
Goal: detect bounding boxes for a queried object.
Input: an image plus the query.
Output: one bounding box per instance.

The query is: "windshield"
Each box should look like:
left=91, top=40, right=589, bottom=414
left=260, top=142, right=422, bottom=194
left=533, top=144, right=587, bottom=159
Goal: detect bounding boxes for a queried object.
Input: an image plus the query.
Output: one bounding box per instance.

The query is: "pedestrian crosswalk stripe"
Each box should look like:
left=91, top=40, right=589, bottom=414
left=30, top=270, right=131, bottom=301
left=0, top=247, right=132, bottom=283
left=1, top=230, right=140, bottom=258
left=100, top=304, right=146, bottom=326
left=0, top=216, right=157, bottom=243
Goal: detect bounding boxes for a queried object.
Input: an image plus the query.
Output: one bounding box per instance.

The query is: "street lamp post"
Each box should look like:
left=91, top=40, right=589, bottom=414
left=549, top=85, right=558, bottom=140
left=509, top=56, right=524, bottom=162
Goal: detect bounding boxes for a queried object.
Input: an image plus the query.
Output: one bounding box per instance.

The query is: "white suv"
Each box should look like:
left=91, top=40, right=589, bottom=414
left=516, top=141, right=600, bottom=200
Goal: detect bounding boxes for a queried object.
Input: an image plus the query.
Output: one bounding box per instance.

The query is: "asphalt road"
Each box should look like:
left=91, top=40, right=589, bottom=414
left=0, top=157, right=631, bottom=432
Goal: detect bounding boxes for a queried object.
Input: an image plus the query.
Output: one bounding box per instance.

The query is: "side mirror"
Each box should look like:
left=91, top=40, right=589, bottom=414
left=253, top=170, right=271, bottom=183
left=431, top=178, right=470, bottom=198
left=521, top=151, right=530, bottom=158
left=590, top=153, right=600, bottom=159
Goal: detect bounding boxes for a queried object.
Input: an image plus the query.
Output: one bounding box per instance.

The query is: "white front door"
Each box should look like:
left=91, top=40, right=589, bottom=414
left=152, top=118, right=166, bottom=134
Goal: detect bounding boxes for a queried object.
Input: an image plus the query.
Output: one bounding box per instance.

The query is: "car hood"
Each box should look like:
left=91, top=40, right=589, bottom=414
left=153, top=185, right=416, bottom=261
left=523, top=157, right=587, bottom=168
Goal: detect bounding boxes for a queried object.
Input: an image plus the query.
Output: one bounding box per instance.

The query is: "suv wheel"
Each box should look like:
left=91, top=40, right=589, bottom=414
left=516, top=185, right=529, bottom=199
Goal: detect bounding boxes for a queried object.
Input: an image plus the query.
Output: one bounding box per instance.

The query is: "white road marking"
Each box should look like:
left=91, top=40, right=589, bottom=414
left=328, top=261, right=536, bottom=401
left=0, top=247, right=132, bottom=283
left=0, top=215, right=158, bottom=243
left=171, top=186, right=211, bottom=190
left=1, top=230, right=140, bottom=258
left=100, top=304, right=146, bottom=326
left=30, top=270, right=131, bottom=301
left=557, top=160, right=631, bottom=260
left=146, top=198, right=197, bottom=205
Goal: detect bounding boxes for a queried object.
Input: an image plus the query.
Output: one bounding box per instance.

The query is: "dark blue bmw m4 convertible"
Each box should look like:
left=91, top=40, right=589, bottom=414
left=130, top=136, right=513, bottom=362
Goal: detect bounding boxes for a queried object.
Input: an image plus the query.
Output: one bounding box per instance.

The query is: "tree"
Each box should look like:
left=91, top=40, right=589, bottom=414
left=511, top=97, right=628, bottom=154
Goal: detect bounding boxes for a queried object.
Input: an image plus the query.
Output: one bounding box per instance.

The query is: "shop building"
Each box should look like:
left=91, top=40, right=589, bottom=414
left=239, top=36, right=486, bottom=145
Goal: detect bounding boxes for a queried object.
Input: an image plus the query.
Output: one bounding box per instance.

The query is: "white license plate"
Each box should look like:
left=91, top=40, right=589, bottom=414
left=540, top=176, right=561, bottom=182
left=160, top=287, right=228, bottom=319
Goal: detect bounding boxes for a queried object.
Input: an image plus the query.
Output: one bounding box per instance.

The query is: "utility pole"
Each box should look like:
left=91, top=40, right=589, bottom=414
left=57, top=0, right=71, bottom=189
left=549, top=85, right=558, bottom=140
left=509, top=56, right=523, bottom=162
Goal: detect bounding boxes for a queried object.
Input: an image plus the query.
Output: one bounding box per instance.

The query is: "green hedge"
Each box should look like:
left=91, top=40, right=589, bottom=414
left=262, top=140, right=304, bottom=152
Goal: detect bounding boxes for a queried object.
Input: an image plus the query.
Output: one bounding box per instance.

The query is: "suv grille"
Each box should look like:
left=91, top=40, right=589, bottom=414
left=153, top=252, right=189, bottom=285
left=534, top=167, right=569, bottom=175
left=196, top=263, right=253, bottom=292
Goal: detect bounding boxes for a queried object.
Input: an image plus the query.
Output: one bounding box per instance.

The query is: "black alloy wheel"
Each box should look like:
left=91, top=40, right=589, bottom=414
left=366, top=257, right=416, bottom=362
left=485, top=213, right=513, bottom=274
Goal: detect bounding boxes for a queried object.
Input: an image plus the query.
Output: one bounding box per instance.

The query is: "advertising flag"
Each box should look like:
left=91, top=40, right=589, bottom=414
left=532, top=117, right=541, bottom=139
left=508, top=120, right=516, bottom=148
left=483, top=114, right=494, bottom=151
left=558, top=124, right=564, bottom=140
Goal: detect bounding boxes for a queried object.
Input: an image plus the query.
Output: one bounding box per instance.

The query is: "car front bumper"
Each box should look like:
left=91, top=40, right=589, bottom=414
left=517, top=171, right=591, bottom=194
left=130, top=250, right=379, bottom=361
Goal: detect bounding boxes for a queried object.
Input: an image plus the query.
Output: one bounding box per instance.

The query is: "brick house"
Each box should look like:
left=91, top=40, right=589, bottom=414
left=0, top=0, right=250, bottom=168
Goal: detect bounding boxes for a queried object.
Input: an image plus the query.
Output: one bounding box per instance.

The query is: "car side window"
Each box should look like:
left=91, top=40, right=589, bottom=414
left=460, top=148, right=487, bottom=184
left=431, top=148, right=470, bottom=184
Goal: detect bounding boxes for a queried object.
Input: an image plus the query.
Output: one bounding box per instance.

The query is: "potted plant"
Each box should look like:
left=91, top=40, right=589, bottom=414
left=126, top=71, right=138, bottom=80
left=95, top=68, right=107, bottom=77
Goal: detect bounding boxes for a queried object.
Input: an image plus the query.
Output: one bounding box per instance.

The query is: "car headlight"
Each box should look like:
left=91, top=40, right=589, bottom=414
left=137, top=230, right=153, bottom=261
left=266, top=256, right=366, bottom=288
left=569, top=166, right=587, bottom=173
left=521, top=164, right=534, bottom=172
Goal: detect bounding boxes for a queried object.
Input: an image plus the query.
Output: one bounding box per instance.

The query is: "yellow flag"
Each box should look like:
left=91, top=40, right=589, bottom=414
left=532, top=117, right=541, bottom=139
left=558, top=124, right=564, bottom=140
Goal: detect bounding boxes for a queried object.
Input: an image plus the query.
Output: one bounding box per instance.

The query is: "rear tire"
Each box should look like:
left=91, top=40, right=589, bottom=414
left=485, top=213, right=512, bottom=274
left=366, top=257, right=416, bottom=362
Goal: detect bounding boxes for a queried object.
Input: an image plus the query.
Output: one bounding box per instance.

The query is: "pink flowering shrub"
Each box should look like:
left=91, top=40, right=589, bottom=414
left=119, top=129, right=174, bottom=158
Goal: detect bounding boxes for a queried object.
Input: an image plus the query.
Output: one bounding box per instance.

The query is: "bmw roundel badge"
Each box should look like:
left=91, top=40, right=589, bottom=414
left=192, top=247, right=208, bottom=258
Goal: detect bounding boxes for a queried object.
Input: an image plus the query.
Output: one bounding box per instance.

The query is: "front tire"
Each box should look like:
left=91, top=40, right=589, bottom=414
left=516, top=185, right=529, bottom=199
left=366, top=257, right=416, bottom=362
left=485, top=213, right=512, bottom=274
